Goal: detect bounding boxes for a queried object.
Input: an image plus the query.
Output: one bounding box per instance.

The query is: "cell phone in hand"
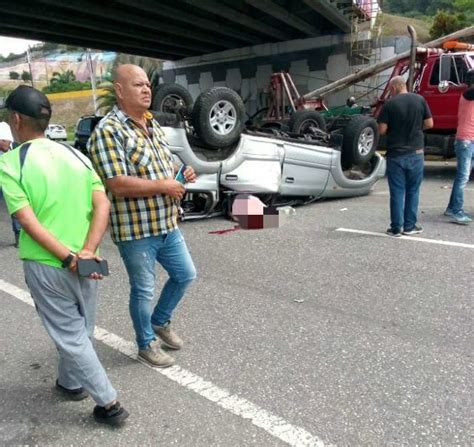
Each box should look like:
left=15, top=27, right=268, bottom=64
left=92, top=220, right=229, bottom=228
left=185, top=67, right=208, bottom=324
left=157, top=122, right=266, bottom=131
left=77, top=259, right=109, bottom=277
left=175, top=164, right=186, bottom=184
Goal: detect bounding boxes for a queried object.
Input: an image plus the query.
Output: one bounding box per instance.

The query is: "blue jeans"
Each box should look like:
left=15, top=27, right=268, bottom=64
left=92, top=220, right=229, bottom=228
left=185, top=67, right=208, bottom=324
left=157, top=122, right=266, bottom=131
left=117, top=229, right=196, bottom=350
left=386, top=152, right=424, bottom=231
left=447, top=139, right=474, bottom=214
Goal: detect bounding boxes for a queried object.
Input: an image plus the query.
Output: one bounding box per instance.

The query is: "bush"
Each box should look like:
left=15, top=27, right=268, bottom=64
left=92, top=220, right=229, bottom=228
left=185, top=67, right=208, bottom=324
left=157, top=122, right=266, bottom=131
left=21, top=70, right=32, bottom=82
left=9, top=71, right=19, bottom=80
left=429, top=10, right=468, bottom=39
left=42, top=80, right=93, bottom=94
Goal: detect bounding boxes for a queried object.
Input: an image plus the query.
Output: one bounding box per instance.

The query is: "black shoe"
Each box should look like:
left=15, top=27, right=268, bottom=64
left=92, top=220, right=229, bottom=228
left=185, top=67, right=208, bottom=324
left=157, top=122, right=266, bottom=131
left=386, top=228, right=402, bottom=237
left=55, top=380, right=89, bottom=401
left=403, top=225, right=423, bottom=235
left=93, top=401, right=129, bottom=426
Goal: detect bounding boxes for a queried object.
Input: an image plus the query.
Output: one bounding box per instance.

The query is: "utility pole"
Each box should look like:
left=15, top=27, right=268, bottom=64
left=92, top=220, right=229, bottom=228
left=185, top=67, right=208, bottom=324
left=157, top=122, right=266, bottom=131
left=44, top=60, right=49, bottom=87
left=26, top=46, right=34, bottom=87
left=86, top=49, right=98, bottom=114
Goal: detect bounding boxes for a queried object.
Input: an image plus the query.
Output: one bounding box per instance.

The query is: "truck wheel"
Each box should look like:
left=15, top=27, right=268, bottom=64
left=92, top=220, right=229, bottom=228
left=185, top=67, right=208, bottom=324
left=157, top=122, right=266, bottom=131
left=342, top=115, right=378, bottom=166
left=192, top=87, right=245, bottom=149
left=152, top=83, right=194, bottom=114
left=289, top=110, right=327, bottom=134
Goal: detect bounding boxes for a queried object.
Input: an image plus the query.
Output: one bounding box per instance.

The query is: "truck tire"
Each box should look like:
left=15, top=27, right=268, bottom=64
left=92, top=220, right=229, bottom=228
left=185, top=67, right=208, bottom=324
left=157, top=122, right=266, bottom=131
left=192, top=87, right=245, bottom=149
left=151, top=111, right=180, bottom=127
left=152, top=83, right=193, bottom=114
left=289, top=110, right=327, bottom=134
left=342, top=115, right=378, bottom=166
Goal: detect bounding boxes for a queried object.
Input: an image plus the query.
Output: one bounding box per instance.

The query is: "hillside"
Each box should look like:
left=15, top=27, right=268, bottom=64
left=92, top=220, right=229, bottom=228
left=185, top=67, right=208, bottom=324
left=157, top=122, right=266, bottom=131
left=380, top=13, right=432, bottom=43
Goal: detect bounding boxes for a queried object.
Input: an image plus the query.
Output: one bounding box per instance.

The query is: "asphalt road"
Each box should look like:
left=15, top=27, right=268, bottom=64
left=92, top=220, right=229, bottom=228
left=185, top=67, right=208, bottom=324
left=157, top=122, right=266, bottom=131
left=0, top=161, right=472, bottom=446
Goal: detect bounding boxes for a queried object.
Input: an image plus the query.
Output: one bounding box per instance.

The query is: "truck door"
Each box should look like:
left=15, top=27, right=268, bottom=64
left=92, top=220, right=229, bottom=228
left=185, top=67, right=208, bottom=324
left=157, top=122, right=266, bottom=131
left=421, top=54, right=469, bottom=131
left=280, top=140, right=331, bottom=197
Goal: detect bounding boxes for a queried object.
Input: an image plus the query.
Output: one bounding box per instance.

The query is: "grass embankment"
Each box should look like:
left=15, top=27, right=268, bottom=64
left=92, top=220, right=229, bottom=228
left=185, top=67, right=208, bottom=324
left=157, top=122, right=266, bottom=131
left=47, top=89, right=108, bottom=139
left=0, top=86, right=98, bottom=139
left=380, top=13, right=432, bottom=43
left=49, top=95, right=95, bottom=140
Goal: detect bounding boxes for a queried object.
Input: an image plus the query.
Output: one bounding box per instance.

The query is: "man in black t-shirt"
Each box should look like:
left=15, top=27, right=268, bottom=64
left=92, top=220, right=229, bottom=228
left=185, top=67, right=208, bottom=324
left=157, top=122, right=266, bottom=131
left=377, top=76, right=433, bottom=237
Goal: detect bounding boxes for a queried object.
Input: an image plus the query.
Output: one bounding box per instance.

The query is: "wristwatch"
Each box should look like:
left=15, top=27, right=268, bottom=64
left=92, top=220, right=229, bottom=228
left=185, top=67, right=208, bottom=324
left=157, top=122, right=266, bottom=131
left=61, top=252, right=76, bottom=268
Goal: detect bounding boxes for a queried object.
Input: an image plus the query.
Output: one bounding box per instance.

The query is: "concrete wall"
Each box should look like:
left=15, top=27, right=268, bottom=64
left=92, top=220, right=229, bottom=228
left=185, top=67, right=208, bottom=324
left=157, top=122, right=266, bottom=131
left=162, top=34, right=411, bottom=114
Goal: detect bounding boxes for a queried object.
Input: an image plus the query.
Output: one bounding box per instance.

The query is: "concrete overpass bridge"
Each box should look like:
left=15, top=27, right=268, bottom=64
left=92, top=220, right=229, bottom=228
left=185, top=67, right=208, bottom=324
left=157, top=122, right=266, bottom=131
left=0, top=0, right=372, bottom=60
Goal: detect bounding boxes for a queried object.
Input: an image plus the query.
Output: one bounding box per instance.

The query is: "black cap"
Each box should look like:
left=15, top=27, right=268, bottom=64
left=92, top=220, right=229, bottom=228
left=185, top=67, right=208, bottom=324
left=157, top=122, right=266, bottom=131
left=5, top=85, right=51, bottom=119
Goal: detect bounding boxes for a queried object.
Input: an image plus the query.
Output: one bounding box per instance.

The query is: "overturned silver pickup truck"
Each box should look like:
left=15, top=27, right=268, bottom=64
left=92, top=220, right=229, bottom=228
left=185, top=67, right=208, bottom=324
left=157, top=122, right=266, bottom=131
left=164, top=124, right=386, bottom=220
left=81, top=86, right=386, bottom=221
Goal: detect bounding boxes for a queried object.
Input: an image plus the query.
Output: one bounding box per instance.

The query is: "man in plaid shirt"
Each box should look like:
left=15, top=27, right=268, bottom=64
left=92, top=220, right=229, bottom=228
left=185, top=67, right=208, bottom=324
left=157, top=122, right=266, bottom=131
left=89, top=64, right=197, bottom=367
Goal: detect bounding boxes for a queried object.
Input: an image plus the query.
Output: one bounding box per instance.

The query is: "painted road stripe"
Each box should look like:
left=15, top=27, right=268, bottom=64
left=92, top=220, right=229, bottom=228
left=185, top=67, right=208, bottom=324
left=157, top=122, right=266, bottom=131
left=0, top=279, right=325, bottom=447
left=336, top=228, right=474, bottom=249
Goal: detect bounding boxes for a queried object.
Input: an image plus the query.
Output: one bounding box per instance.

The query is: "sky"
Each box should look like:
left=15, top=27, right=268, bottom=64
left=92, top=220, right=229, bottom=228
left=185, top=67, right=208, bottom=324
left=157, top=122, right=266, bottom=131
left=0, top=37, right=42, bottom=57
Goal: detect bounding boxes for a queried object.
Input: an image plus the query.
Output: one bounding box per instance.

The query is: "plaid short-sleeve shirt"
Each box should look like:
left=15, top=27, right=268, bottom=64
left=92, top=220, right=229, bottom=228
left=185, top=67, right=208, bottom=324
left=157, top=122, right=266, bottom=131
left=88, top=106, right=178, bottom=242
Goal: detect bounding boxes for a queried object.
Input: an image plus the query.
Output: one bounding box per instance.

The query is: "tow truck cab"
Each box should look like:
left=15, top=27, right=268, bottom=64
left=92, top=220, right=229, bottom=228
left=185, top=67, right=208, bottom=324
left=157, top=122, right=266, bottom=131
left=376, top=47, right=474, bottom=157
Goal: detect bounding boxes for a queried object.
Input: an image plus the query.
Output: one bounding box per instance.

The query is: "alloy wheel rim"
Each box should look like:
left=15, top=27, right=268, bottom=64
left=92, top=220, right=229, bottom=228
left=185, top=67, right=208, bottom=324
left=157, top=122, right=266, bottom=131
left=209, top=100, right=237, bottom=135
left=358, top=127, right=374, bottom=156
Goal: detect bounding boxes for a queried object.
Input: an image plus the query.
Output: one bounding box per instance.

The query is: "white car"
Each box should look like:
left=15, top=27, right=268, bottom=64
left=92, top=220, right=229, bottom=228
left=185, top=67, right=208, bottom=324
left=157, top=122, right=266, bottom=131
left=44, top=124, right=67, bottom=141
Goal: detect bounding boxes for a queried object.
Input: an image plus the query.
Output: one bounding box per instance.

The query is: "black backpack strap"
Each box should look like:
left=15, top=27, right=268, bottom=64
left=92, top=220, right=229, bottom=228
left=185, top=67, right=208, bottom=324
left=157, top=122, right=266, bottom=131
left=18, top=141, right=91, bottom=184
left=19, top=142, right=32, bottom=183
left=59, top=142, right=91, bottom=170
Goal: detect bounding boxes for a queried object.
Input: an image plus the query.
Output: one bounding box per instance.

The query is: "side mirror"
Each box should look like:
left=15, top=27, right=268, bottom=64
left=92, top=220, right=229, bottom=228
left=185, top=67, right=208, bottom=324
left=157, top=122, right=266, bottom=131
left=438, top=80, right=449, bottom=93
left=439, top=56, right=452, bottom=83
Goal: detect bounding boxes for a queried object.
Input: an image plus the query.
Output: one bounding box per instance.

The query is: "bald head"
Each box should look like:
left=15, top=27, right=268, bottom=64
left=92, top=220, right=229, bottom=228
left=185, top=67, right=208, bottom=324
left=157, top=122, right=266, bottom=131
left=113, top=64, right=152, bottom=116
left=389, top=76, right=408, bottom=95
left=114, top=64, right=147, bottom=84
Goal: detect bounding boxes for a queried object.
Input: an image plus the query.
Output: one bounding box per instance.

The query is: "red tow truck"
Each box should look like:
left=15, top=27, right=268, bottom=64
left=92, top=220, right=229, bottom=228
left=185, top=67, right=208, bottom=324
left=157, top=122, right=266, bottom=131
left=373, top=39, right=474, bottom=157
left=255, top=26, right=474, bottom=161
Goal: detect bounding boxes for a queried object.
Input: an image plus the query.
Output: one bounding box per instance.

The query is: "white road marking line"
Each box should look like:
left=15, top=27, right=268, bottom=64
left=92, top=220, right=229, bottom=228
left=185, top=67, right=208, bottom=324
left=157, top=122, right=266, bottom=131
left=336, top=228, right=474, bottom=249
left=0, top=279, right=325, bottom=447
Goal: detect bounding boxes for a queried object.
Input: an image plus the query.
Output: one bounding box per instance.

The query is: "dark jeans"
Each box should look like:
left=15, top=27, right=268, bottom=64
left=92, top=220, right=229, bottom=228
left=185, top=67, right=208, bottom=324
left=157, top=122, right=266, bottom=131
left=386, top=152, right=424, bottom=231
left=11, top=215, right=21, bottom=235
left=1, top=190, right=21, bottom=235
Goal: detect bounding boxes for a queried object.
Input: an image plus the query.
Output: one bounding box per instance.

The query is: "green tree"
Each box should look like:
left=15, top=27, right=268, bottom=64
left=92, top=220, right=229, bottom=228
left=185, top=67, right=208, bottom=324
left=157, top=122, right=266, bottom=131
left=429, top=10, right=468, bottom=39
left=21, top=70, right=32, bottom=82
left=96, top=82, right=116, bottom=113
left=9, top=71, right=20, bottom=80
left=50, top=69, right=76, bottom=84
left=453, top=0, right=474, bottom=20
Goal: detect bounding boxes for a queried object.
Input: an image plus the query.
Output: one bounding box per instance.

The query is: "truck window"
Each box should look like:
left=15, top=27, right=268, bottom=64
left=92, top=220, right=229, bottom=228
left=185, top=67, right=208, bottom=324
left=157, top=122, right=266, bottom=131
left=430, top=60, right=440, bottom=85
left=456, top=57, right=469, bottom=84
left=78, top=119, right=92, bottom=132
left=430, top=56, right=469, bottom=86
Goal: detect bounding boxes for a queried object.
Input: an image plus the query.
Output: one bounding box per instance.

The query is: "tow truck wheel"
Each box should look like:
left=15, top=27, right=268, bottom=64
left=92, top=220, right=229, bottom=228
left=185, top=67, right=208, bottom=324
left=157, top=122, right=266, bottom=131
left=342, top=115, right=378, bottom=166
left=192, top=87, right=245, bottom=149
left=289, top=110, right=327, bottom=134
